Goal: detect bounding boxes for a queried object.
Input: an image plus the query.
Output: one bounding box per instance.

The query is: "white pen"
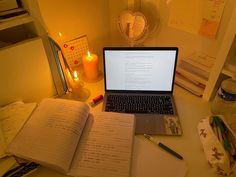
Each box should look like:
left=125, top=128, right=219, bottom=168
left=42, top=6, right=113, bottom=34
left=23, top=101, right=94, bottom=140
left=143, top=134, right=183, bottom=160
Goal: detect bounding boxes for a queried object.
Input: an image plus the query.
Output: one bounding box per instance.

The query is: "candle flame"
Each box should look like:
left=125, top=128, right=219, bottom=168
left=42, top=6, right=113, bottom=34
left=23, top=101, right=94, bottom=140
left=88, top=51, right=91, bottom=58
left=73, top=71, right=78, bottom=80
left=59, top=32, right=62, bottom=37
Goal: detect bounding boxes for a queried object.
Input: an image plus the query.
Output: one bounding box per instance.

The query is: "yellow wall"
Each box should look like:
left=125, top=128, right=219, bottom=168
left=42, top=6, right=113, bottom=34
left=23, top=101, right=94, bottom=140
left=0, top=38, right=56, bottom=106
left=37, top=0, right=111, bottom=56
left=36, top=0, right=235, bottom=59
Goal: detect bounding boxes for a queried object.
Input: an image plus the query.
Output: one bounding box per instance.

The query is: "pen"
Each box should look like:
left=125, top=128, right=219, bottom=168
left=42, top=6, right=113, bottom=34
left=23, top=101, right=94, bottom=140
left=143, top=134, right=183, bottom=160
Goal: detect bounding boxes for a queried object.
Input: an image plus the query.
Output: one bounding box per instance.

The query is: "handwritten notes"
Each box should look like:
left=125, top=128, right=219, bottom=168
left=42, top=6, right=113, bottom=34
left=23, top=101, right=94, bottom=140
left=45, top=105, right=88, bottom=136
left=168, top=0, right=226, bottom=38
left=8, top=99, right=90, bottom=173
left=8, top=99, right=135, bottom=176
left=69, top=112, right=135, bottom=177
left=0, top=101, right=37, bottom=158
left=24, top=99, right=89, bottom=137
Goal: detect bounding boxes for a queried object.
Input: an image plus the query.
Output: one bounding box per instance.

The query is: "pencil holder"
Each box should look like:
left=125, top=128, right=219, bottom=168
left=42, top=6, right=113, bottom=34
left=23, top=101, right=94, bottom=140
left=197, top=115, right=236, bottom=176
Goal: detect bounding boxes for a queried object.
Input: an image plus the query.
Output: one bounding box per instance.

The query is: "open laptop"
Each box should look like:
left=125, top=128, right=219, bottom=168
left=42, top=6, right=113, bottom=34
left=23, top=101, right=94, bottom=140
left=102, top=47, right=182, bottom=135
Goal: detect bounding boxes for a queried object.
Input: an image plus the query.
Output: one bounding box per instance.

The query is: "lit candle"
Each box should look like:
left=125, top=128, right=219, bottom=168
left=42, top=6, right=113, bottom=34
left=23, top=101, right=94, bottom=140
left=65, top=69, right=80, bottom=90
left=73, top=70, right=79, bottom=81
left=82, top=51, right=99, bottom=81
left=72, top=70, right=81, bottom=90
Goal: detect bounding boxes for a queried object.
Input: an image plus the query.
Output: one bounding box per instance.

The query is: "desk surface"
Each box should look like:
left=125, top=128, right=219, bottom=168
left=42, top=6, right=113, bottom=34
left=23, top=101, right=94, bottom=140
left=0, top=80, right=217, bottom=177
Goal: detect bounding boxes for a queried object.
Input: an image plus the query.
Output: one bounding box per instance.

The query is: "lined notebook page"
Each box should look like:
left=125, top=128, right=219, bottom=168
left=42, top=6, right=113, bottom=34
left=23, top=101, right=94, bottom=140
left=68, top=112, right=135, bottom=177
left=0, top=102, right=37, bottom=145
left=8, top=98, right=90, bottom=173
left=0, top=101, right=37, bottom=157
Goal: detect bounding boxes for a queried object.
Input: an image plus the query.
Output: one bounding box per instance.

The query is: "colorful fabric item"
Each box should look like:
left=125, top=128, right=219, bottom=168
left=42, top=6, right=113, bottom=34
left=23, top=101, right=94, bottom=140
left=198, top=116, right=236, bottom=176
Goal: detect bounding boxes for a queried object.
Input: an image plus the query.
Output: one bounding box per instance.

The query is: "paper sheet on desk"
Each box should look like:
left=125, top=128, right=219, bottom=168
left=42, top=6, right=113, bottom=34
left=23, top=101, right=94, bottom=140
left=131, top=137, right=187, bottom=177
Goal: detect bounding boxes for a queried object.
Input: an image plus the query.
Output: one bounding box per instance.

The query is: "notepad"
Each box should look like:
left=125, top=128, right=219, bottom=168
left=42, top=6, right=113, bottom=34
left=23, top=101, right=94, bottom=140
left=131, top=136, right=188, bottom=177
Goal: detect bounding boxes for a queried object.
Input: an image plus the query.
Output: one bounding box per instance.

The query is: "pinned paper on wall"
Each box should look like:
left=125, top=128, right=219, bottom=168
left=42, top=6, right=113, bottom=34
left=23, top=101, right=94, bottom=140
left=168, top=0, right=226, bottom=38
left=198, top=0, right=226, bottom=38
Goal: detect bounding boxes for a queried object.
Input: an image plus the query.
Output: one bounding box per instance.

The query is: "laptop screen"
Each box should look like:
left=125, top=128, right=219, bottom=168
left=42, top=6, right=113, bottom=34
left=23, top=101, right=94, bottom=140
left=103, top=47, right=178, bottom=92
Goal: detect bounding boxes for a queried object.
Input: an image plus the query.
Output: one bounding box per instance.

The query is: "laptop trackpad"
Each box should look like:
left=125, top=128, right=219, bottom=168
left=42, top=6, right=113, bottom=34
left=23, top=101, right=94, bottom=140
left=135, top=114, right=182, bottom=135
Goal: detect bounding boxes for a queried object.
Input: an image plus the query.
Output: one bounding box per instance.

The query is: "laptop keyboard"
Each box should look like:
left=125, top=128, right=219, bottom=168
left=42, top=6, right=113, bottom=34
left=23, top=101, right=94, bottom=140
left=105, top=95, right=174, bottom=114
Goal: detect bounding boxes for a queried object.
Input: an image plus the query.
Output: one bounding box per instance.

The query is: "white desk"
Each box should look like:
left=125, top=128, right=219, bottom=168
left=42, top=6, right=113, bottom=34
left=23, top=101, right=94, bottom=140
left=0, top=80, right=217, bottom=177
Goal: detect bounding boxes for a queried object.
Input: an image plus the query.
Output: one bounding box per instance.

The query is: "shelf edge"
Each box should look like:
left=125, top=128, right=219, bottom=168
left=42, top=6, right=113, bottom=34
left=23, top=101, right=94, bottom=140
left=222, top=68, right=236, bottom=77
left=0, top=15, right=33, bottom=31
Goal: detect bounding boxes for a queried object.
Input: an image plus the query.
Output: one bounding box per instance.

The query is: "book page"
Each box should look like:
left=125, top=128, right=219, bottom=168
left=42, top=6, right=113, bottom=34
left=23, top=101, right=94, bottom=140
left=8, top=98, right=90, bottom=173
left=131, top=136, right=187, bottom=177
left=68, top=112, right=135, bottom=177
left=0, top=101, right=37, bottom=158
left=182, top=52, right=215, bottom=73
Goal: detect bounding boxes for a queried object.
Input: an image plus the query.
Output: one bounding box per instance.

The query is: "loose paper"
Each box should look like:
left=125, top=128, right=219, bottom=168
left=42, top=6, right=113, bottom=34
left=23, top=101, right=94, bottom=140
left=168, top=0, right=226, bottom=38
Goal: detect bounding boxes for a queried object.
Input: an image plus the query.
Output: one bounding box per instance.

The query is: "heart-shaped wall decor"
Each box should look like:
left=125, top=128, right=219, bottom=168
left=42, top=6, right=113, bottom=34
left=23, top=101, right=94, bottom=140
left=118, top=11, right=147, bottom=40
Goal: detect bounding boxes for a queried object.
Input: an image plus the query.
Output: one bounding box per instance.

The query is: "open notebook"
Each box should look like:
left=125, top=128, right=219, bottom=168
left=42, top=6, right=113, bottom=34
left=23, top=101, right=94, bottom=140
left=8, top=98, right=135, bottom=177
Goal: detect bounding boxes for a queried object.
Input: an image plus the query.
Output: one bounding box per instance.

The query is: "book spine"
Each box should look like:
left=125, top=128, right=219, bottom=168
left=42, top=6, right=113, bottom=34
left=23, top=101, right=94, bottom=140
left=181, top=52, right=215, bottom=72
left=176, top=67, right=208, bottom=85
left=175, top=73, right=204, bottom=96
left=179, top=60, right=210, bottom=79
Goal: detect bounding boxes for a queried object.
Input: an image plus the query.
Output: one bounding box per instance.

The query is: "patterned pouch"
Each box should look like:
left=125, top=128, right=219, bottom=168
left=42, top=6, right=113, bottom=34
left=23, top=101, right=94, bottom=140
left=197, top=115, right=236, bottom=176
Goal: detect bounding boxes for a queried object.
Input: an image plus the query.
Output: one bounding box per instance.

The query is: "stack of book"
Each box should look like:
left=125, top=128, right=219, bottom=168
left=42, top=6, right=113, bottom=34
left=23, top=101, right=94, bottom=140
left=175, top=52, right=215, bottom=96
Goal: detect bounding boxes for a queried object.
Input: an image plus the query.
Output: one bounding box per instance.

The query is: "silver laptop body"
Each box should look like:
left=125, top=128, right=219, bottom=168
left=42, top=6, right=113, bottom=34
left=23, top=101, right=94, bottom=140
left=102, top=47, right=182, bottom=135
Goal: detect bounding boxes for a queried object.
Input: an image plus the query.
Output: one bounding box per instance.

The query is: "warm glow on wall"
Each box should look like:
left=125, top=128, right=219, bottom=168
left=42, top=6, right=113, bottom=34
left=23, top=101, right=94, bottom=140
left=58, top=32, right=62, bottom=37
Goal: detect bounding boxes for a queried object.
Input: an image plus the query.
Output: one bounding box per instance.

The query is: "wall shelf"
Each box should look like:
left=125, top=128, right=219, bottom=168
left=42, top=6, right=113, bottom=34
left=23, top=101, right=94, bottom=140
left=0, top=15, right=33, bottom=31
left=203, top=6, right=236, bottom=100
left=222, top=65, right=236, bottom=78
left=0, top=0, right=66, bottom=103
